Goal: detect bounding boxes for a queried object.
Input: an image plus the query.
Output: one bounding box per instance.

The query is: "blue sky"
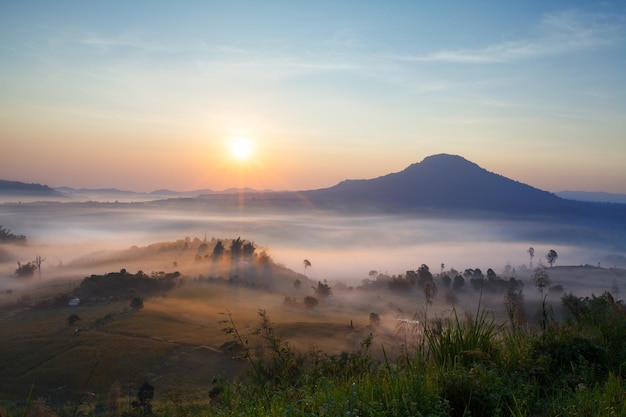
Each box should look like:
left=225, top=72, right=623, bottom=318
left=1, top=1, right=625, bottom=193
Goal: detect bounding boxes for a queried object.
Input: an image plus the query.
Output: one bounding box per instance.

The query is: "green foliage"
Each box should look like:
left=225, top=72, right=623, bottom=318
left=425, top=307, right=503, bottom=369
left=440, top=363, right=511, bottom=417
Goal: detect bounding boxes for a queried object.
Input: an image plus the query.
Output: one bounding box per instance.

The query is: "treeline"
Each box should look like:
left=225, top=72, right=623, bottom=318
left=364, top=265, right=527, bottom=297
left=0, top=225, right=26, bottom=244
left=76, top=269, right=180, bottom=299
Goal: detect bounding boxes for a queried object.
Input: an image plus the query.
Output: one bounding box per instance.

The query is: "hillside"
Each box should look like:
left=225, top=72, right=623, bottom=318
left=0, top=180, right=62, bottom=197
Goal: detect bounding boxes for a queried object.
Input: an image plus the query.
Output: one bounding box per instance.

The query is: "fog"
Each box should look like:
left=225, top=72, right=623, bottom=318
left=1, top=200, right=622, bottom=288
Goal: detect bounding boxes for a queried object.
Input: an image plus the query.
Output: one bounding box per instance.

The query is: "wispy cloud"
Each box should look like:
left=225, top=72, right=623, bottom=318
left=78, top=32, right=167, bottom=54
left=399, top=9, right=625, bottom=63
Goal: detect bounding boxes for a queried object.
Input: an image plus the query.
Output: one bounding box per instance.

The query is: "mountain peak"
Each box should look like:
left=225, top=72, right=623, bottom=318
left=306, top=153, right=567, bottom=213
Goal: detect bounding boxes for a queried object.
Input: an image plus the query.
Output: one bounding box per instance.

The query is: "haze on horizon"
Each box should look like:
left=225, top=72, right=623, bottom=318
left=1, top=1, right=625, bottom=194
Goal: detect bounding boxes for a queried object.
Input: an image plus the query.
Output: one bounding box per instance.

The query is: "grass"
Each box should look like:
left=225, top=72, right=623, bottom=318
left=2, top=277, right=626, bottom=416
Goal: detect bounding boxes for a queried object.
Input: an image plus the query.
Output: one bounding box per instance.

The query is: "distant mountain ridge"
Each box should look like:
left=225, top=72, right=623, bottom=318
left=2, top=155, right=626, bottom=217
left=556, top=191, right=626, bottom=205
left=0, top=180, right=62, bottom=196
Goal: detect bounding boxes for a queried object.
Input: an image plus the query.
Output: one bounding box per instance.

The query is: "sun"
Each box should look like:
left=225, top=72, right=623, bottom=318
left=229, top=137, right=253, bottom=161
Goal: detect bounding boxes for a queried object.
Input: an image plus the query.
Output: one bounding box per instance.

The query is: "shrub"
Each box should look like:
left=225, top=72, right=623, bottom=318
left=304, top=296, right=318, bottom=309
left=67, top=314, right=81, bottom=326
left=130, top=297, right=144, bottom=309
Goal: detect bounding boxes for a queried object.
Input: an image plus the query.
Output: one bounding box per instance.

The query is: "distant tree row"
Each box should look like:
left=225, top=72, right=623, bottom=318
left=76, top=269, right=180, bottom=299
left=364, top=264, right=528, bottom=304
left=0, top=225, right=26, bottom=244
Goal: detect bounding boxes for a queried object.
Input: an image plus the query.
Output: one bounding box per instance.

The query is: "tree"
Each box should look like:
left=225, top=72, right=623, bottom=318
left=313, top=281, right=332, bottom=299
left=15, top=261, right=37, bottom=278
left=532, top=265, right=552, bottom=331
left=440, top=275, right=452, bottom=288
left=212, top=240, right=225, bottom=260
left=242, top=241, right=255, bottom=258
left=546, top=249, right=558, bottom=268
left=34, top=255, right=45, bottom=280
left=230, top=237, right=244, bottom=261
left=527, top=247, right=535, bottom=269
left=303, top=259, right=311, bottom=276
left=423, top=281, right=438, bottom=304
left=504, top=285, right=525, bottom=330
left=452, top=275, right=465, bottom=291
left=417, top=264, right=433, bottom=287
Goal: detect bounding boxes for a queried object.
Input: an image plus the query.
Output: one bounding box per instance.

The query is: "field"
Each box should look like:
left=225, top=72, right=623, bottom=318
left=1, top=234, right=625, bottom=416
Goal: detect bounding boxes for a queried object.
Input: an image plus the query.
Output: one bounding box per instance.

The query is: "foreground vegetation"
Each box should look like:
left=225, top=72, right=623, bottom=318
left=4, top=290, right=624, bottom=416
left=158, top=291, right=626, bottom=417
left=2, top=235, right=625, bottom=416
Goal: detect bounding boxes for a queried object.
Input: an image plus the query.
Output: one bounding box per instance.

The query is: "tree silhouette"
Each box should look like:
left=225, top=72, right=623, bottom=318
left=417, top=264, right=432, bottom=287
left=212, top=240, right=225, bottom=260
left=423, top=281, right=438, bottom=304
left=313, top=281, right=332, bottom=299
left=303, top=259, right=311, bottom=276
left=452, top=275, right=465, bottom=291
left=532, top=265, right=552, bottom=331
left=527, top=247, right=535, bottom=269
left=242, top=241, right=255, bottom=258
left=35, top=255, right=45, bottom=280
left=15, top=261, right=37, bottom=277
left=230, top=237, right=243, bottom=261
left=546, top=249, right=558, bottom=268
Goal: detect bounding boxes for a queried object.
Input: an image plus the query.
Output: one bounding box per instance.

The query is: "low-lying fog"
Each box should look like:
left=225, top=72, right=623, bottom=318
left=1, top=201, right=623, bottom=288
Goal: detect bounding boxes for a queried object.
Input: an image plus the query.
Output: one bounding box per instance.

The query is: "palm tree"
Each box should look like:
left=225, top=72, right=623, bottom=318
left=303, top=259, right=311, bottom=276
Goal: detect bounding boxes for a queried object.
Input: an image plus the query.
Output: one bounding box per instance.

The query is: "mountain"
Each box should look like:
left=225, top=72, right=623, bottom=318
left=556, top=191, right=626, bottom=205
left=303, top=154, right=574, bottom=214
left=0, top=180, right=63, bottom=197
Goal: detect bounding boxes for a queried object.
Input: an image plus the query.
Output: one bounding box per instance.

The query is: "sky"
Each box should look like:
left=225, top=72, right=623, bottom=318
left=1, top=1, right=625, bottom=193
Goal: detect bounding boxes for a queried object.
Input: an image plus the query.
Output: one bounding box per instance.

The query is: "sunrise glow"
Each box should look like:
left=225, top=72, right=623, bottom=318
left=229, top=137, right=253, bottom=161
